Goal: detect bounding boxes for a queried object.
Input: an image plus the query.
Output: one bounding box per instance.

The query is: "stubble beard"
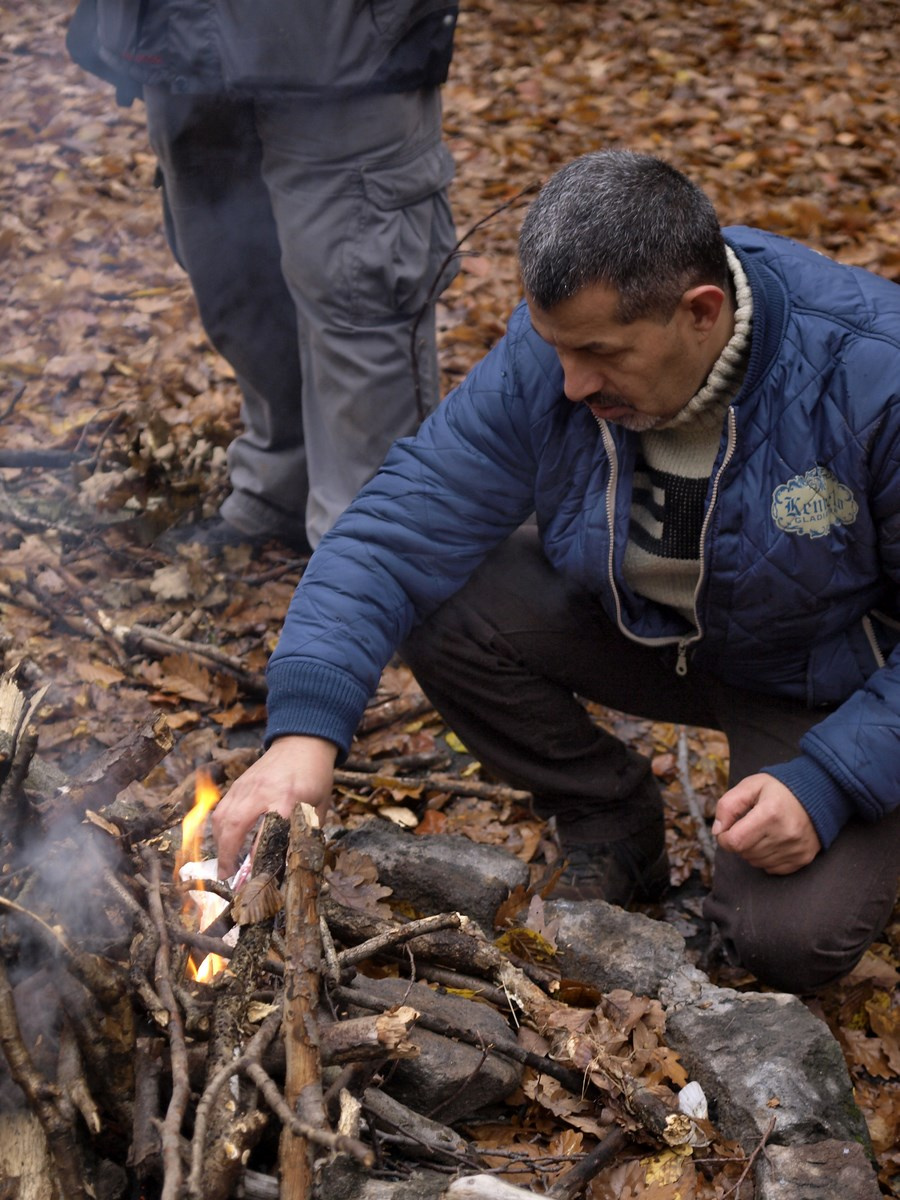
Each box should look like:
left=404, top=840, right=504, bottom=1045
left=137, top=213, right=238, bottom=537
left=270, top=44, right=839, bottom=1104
left=585, top=393, right=664, bottom=433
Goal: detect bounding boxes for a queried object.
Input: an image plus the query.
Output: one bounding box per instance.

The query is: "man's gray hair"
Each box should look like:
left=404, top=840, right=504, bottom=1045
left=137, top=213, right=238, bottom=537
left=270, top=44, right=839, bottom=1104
left=518, top=150, right=728, bottom=323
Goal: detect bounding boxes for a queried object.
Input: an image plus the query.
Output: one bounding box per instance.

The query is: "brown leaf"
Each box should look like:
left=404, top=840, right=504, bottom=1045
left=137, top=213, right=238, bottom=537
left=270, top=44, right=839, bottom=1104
left=325, top=848, right=393, bottom=918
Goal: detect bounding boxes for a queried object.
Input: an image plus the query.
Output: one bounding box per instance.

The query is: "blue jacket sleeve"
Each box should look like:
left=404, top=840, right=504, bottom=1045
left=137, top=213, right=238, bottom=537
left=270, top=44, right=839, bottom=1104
left=265, top=306, right=559, bottom=755
left=763, top=408, right=900, bottom=845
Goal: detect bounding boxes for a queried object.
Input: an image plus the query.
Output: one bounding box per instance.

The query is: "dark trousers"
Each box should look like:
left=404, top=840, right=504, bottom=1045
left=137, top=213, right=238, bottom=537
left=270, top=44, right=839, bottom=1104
left=402, top=529, right=900, bottom=993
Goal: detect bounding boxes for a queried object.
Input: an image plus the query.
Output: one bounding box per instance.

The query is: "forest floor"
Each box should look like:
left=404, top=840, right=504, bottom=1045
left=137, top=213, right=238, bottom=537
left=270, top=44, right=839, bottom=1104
left=1, top=0, right=899, bottom=1193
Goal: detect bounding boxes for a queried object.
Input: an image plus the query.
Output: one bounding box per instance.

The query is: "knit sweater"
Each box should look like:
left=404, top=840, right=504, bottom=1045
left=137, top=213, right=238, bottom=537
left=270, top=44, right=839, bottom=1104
left=624, top=247, right=754, bottom=622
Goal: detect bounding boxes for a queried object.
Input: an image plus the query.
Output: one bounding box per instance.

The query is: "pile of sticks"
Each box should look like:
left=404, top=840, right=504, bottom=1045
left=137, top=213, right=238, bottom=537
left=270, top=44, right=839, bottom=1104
left=0, top=669, right=718, bottom=1200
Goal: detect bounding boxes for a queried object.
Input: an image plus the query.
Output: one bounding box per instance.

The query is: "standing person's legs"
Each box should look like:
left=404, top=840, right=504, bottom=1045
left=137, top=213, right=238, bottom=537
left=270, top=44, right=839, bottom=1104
left=258, top=89, right=458, bottom=546
left=402, top=528, right=900, bottom=989
left=143, top=89, right=310, bottom=543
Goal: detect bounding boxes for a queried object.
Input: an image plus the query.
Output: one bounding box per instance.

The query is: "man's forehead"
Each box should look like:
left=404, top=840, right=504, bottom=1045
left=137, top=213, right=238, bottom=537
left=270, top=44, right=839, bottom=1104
left=526, top=284, right=629, bottom=348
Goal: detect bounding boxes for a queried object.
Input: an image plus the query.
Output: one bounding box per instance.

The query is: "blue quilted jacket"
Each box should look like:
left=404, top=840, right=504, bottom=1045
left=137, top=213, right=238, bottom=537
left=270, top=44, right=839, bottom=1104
left=267, top=227, right=900, bottom=848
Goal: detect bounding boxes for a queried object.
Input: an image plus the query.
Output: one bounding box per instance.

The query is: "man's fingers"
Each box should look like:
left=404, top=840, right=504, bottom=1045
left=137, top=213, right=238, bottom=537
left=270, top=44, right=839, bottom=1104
left=712, top=775, right=822, bottom=874
left=711, top=779, right=760, bottom=836
left=213, top=800, right=259, bottom=879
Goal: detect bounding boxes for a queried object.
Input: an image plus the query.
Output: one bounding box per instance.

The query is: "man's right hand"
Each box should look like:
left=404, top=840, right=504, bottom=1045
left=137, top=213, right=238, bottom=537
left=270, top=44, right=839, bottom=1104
left=211, top=734, right=338, bottom=878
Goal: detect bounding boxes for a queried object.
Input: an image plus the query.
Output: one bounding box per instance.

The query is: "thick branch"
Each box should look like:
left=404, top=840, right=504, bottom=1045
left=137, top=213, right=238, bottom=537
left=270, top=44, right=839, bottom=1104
left=279, top=802, right=326, bottom=1200
left=0, top=958, right=88, bottom=1200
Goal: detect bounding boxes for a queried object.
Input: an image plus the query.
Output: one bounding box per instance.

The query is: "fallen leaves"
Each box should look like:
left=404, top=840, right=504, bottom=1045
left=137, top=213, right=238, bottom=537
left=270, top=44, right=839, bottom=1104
left=2, top=0, right=900, bottom=1193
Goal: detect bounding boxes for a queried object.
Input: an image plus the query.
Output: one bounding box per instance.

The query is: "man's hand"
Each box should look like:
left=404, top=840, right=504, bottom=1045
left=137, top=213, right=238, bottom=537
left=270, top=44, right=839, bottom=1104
left=211, top=735, right=338, bottom=878
left=711, top=773, right=821, bottom=874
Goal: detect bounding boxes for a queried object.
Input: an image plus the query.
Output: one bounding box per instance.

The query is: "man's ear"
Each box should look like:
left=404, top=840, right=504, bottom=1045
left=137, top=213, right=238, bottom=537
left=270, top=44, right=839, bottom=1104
left=681, top=284, right=727, bottom=334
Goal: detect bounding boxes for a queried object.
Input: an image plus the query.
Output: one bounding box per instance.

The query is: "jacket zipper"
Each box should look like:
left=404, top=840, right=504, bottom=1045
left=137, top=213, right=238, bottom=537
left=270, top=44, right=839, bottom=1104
left=862, top=614, right=886, bottom=669
left=598, top=407, right=739, bottom=675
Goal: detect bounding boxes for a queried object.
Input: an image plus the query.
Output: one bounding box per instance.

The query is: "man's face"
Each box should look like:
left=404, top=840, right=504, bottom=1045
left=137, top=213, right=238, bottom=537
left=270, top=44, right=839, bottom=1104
left=526, top=282, right=724, bottom=431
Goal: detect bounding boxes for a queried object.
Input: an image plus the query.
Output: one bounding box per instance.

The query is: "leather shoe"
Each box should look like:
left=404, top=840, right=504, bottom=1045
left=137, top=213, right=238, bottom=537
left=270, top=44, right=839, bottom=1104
left=550, top=839, right=670, bottom=906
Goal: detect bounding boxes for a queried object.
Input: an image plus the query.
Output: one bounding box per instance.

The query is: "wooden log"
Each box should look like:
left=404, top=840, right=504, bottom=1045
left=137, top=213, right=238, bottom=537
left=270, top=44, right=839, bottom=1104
left=330, top=983, right=588, bottom=1100
left=336, top=912, right=463, bottom=969
left=201, top=815, right=289, bottom=1200
left=0, top=1113, right=56, bottom=1200
left=318, top=1007, right=420, bottom=1065
left=143, top=853, right=191, bottom=1200
left=361, top=1088, right=470, bottom=1165
left=344, top=751, right=451, bottom=774
left=279, top=802, right=326, bottom=1200
left=0, top=959, right=88, bottom=1200
left=52, top=961, right=136, bottom=1135
left=99, top=751, right=249, bottom=846
left=322, top=898, right=505, bottom=980
left=128, top=1037, right=163, bottom=1180
left=60, top=712, right=175, bottom=815
left=57, top=1018, right=101, bottom=1136
left=0, top=672, right=64, bottom=825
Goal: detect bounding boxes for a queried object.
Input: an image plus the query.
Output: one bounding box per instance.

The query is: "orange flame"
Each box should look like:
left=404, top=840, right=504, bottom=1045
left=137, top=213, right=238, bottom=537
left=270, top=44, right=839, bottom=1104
left=176, top=771, right=221, bottom=878
left=192, top=952, right=225, bottom=983
left=178, top=772, right=228, bottom=982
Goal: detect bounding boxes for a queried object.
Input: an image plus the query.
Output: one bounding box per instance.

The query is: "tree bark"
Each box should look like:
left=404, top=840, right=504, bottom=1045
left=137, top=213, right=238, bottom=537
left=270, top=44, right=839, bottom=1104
left=279, top=803, right=326, bottom=1200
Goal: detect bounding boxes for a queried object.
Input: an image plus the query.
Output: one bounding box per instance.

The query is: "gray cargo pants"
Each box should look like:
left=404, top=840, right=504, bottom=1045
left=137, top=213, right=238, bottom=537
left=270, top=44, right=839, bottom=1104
left=144, top=86, right=457, bottom=547
left=402, top=528, right=900, bottom=994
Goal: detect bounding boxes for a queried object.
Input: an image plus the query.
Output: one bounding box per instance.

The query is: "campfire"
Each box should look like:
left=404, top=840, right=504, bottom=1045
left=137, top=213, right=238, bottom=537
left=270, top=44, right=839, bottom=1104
left=0, top=667, right=786, bottom=1199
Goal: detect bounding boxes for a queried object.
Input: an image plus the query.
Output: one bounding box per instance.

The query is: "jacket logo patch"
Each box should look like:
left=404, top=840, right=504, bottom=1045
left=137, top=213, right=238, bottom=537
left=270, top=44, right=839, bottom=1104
left=772, top=466, right=858, bottom=539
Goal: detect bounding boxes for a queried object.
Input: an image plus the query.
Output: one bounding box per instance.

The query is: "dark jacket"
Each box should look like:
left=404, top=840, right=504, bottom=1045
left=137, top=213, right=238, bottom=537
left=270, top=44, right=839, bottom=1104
left=67, top=0, right=458, bottom=101
left=264, top=227, right=900, bottom=850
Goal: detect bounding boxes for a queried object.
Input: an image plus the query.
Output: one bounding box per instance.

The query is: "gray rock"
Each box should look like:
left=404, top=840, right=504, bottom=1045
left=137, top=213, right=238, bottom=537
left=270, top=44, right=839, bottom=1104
left=338, top=825, right=876, bottom=1189
left=348, top=976, right=523, bottom=1124
left=663, top=983, right=872, bottom=1151
left=541, top=899, right=873, bottom=1181
left=339, top=821, right=529, bottom=933
left=545, top=898, right=688, bottom=997
left=756, top=1140, right=881, bottom=1199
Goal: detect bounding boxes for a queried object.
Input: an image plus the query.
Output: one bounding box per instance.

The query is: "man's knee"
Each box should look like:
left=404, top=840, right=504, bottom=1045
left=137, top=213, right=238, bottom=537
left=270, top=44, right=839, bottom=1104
left=707, top=883, right=875, bottom=994
left=707, top=814, right=900, bottom=993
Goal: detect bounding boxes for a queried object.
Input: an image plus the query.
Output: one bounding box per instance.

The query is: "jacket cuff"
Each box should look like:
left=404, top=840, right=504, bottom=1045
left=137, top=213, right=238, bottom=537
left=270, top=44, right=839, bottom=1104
left=761, top=756, right=856, bottom=849
left=264, top=659, right=370, bottom=760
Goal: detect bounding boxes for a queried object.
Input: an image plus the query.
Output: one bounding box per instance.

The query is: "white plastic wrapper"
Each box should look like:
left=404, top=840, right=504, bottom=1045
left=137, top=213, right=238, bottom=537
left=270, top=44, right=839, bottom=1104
left=178, top=853, right=252, bottom=947
left=677, top=1080, right=709, bottom=1120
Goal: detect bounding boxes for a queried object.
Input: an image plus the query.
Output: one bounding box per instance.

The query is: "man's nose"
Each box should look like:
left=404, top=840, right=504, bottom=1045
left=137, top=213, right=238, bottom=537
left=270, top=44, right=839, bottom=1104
left=559, top=354, right=602, bottom=403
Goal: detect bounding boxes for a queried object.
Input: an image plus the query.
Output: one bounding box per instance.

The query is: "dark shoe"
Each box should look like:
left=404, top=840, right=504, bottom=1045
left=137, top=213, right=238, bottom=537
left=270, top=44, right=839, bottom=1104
left=155, top=516, right=311, bottom=557
left=550, top=837, right=670, bottom=907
